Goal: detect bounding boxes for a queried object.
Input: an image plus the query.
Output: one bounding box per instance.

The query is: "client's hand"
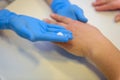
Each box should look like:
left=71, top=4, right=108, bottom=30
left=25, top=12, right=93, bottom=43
left=45, top=14, right=120, bottom=80
left=45, top=14, right=107, bottom=57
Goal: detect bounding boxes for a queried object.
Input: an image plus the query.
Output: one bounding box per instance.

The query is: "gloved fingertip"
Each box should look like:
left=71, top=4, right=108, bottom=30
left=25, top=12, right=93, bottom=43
left=82, top=18, right=88, bottom=23
left=72, top=5, right=88, bottom=23
left=64, top=33, right=73, bottom=40
left=77, top=16, right=88, bottom=23
left=59, top=33, right=73, bottom=42
left=68, top=33, right=73, bottom=40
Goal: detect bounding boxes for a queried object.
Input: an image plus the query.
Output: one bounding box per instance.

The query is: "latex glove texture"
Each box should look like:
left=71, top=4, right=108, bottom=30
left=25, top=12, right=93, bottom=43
left=0, top=9, right=72, bottom=42
left=51, top=0, right=88, bottom=23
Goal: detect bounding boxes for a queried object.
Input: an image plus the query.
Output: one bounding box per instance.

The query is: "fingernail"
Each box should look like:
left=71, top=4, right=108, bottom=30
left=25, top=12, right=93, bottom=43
left=92, top=2, right=96, bottom=6
left=115, top=16, right=120, bottom=22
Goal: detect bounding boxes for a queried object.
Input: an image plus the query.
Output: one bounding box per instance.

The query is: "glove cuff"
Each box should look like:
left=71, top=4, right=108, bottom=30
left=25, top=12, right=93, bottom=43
left=50, top=0, right=71, bottom=13
left=0, top=9, right=17, bottom=29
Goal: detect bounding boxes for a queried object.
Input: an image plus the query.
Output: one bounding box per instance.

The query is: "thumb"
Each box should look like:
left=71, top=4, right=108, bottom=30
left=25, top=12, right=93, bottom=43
left=72, top=5, right=88, bottom=23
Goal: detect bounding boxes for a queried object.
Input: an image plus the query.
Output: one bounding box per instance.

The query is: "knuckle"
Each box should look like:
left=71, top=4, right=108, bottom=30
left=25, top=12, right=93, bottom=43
left=72, top=20, right=78, bottom=24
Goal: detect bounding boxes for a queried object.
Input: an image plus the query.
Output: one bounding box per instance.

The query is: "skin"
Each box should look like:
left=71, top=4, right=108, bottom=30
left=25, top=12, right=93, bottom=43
left=45, top=0, right=120, bottom=79
left=92, top=0, right=120, bottom=11
left=92, top=0, right=120, bottom=22
left=44, top=13, right=120, bottom=80
left=46, top=0, right=52, bottom=5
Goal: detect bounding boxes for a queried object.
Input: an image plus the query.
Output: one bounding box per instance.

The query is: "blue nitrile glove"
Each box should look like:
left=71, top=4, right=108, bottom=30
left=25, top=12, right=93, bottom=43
left=51, top=0, right=88, bottom=23
left=0, top=9, right=73, bottom=42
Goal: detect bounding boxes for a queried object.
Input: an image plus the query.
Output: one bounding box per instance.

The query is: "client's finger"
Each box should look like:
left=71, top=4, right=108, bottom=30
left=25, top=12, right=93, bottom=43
left=50, top=13, right=73, bottom=24
left=44, top=18, right=57, bottom=24
left=94, top=3, right=118, bottom=11
left=44, top=18, right=67, bottom=27
left=92, top=0, right=108, bottom=6
left=115, top=13, right=120, bottom=22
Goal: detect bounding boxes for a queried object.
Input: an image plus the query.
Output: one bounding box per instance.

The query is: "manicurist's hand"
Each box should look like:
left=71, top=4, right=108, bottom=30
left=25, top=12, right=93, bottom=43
left=0, top=9, right=72, bottom=42
left=46, top=0, right=88, bottom=23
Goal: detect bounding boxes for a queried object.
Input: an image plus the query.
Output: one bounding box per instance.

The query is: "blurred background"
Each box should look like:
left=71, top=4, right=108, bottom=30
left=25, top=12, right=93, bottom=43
left=0, top=0, right=14, bottom=9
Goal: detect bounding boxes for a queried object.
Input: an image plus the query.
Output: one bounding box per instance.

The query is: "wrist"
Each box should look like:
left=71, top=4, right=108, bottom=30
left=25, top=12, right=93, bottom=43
left=85, top=37, right=120, bottom=80
left=84, top=35, right=111, bottom=58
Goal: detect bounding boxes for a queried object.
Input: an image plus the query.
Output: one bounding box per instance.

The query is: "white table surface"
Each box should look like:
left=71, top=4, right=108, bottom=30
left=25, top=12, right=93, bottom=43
left=0, top=0, right=120, bottom=80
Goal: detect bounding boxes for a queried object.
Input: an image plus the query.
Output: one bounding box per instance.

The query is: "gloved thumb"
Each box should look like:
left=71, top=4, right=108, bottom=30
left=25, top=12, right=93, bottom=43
left=72, top=5, right=88, bottom=23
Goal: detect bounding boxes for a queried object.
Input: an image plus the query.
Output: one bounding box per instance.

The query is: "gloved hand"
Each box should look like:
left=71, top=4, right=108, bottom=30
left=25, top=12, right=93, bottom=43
left=51, top=0, right=88, bottom=23
left=0, top=9, right=72, bottom=42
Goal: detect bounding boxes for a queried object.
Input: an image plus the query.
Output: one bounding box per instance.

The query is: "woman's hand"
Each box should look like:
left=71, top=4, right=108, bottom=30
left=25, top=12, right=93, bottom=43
left=45, top=14, right=120, bottom=80
left=46, top=0, right=88, bottom=23
left=92, top=0, right=120, bottom=22
left=45, top=14, right=107, bottom=57
left=0, top=9, right=72, bottom=42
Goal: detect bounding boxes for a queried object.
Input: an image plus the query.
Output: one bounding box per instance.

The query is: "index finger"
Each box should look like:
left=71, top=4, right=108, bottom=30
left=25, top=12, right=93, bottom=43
left=50, top=14, right=73, bottom=24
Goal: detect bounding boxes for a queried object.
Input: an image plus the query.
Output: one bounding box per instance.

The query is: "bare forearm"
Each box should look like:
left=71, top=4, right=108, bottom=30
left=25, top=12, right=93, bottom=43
left=86, top=37, right=120, bottom=80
